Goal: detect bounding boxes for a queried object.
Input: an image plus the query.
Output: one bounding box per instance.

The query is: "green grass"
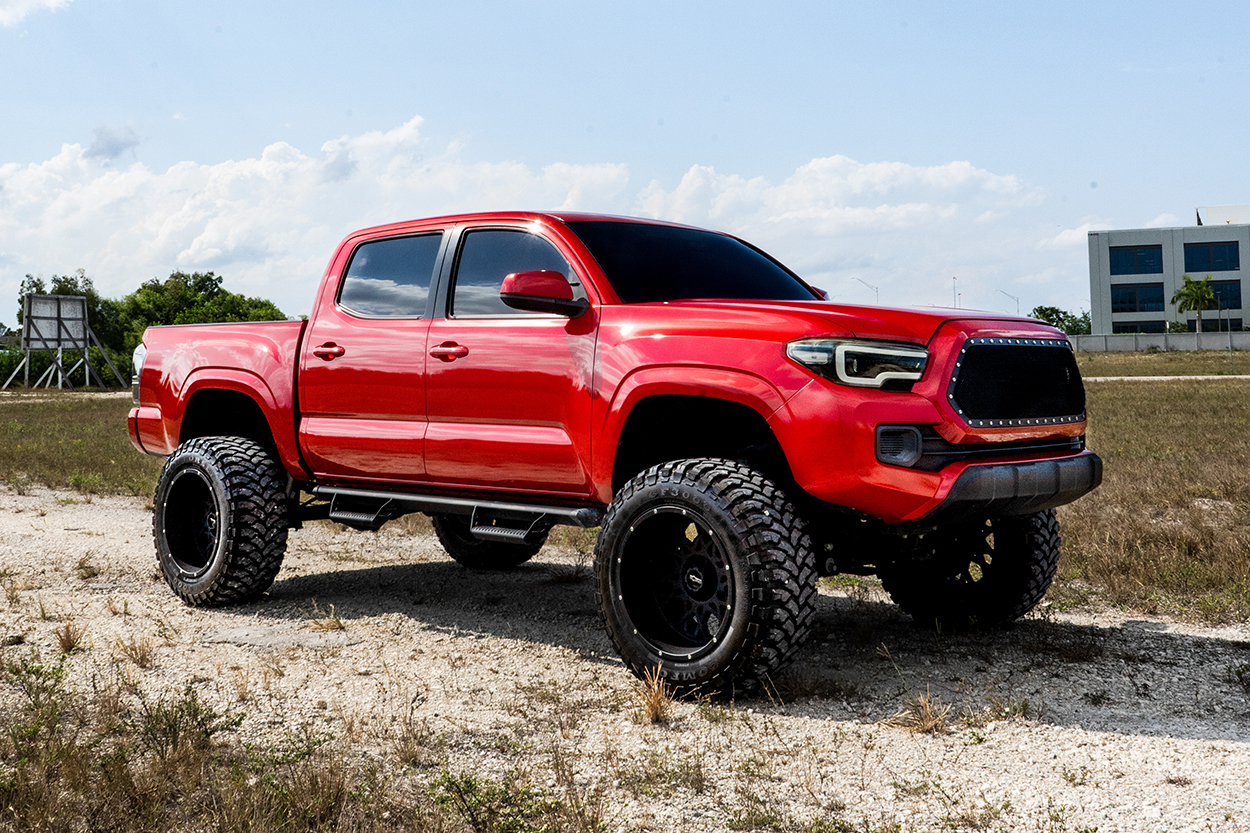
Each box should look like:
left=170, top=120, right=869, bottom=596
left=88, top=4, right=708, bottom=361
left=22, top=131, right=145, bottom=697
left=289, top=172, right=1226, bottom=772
left=0, top=392, right=163, bottom=496
left=1077, top=348, right=1247, bottom=377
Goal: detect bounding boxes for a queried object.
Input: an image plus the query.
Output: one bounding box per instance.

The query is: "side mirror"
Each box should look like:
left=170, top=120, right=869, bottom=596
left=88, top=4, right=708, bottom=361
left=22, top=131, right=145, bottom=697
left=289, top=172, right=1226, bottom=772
left=500, top=270, right=590, bottom=317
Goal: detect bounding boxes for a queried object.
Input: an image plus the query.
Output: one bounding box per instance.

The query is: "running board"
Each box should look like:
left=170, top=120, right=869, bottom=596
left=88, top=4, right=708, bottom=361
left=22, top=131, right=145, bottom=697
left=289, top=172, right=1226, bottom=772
left=311, top=485, right=604, bottom=535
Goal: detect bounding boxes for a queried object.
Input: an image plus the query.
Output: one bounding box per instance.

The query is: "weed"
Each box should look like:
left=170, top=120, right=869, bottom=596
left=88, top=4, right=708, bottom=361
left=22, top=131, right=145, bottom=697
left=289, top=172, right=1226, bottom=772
left=1164, top=774, right=1193, bottom=786
left=634, top=664, right=674, bottom=724
left=1062, top=766, right=1091, bottom=786
left=616, top=748, right=707, bottom=797
left=55, top=619, right=86, bottom=654
left=76, top=553, right=101, bottom=580
left=1230, top=663, right=1250, bottom=693
left=7, top=475, right=30, bottom=495
left=106, top=596, right=130, bottom=616
left=3, top=579, right=20, bottom=606
left=697, top=697, right=734, bottom=723
left=69, top=471, right=103, bottom=494
left=302, top=599, right=347, bottom=631
left=35, top=595, right=56, bottom=620
left=432, top=769, right=567, bottom=833
left=728, top=789, right=787, bottom=830
left=941, top=799, right=1011, bottom=830
left=389, top=698, right=442, bottom=769
left=117, top=634, right=156, bottom=668
left=884, top=686, right=950, bottom=734
left=891, top=778, right=931, bottom=798
left=131, top=685, right=242, bottom=762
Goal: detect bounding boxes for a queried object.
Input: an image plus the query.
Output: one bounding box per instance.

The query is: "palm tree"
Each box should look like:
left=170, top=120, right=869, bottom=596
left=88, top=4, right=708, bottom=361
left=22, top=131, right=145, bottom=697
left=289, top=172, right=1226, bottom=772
left=1170, top=274, right=1216, bottom=333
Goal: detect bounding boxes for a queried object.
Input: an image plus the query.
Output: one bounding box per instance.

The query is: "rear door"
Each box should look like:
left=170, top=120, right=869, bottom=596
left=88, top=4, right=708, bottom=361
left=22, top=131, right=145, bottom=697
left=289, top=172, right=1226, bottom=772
left=423, top=224, right=598, bottom=496
left=298, top=231, right=446, bottom=482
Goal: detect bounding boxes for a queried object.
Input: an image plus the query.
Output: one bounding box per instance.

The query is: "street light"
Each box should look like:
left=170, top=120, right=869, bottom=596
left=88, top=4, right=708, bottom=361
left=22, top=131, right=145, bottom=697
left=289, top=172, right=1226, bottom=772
left=952, top=277, right=957, bottom=307
left=997, top=289, right=1020, bottom=314
left=854, top=277, right=879, bottom=304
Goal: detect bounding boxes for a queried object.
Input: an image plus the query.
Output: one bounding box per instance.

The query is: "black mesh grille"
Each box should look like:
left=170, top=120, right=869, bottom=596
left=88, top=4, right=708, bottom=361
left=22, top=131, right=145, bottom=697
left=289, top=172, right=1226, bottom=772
left=947, top=338, right=1085, bottom=427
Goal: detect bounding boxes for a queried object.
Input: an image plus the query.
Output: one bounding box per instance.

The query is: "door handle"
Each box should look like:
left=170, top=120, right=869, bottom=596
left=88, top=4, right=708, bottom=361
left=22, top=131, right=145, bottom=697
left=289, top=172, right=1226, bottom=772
left=430, top=342, right=469, bottom=362
left=313, top=343, right=346, bottom=360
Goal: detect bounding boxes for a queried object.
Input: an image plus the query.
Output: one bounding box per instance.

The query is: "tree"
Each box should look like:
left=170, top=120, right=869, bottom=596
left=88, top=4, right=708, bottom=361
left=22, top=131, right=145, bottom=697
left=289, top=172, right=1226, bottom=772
left=1170, top=274, right=1216, bottom=333
left=1028, top=306, right=1091, bottom=335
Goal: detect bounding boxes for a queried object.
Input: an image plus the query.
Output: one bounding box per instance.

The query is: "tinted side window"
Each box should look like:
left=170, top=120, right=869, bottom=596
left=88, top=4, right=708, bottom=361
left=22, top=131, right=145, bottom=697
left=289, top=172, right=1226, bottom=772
left=452, top=230, right=571, bottom=316
left=339, top=234, right=442, bottom=317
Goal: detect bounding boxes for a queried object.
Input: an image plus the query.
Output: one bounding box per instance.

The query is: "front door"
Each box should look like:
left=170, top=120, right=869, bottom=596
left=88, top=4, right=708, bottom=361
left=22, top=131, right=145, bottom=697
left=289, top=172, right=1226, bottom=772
left=424, top=226, right=597, bottom=496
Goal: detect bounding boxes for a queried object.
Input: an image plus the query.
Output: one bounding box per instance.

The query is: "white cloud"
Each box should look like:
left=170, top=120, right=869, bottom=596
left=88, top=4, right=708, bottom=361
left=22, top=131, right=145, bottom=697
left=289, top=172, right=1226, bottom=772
left=1146, top=212, right=1180, bottom=228
left=0, top=115, right=1093, bottom=322
left=0, top=0, right=70, bottom=27
left=1039, top=220, right=1111, bottom=250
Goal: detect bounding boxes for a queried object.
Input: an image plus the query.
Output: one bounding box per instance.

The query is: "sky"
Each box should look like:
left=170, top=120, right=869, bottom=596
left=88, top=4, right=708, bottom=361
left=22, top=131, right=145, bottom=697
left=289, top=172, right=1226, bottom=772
left=2, top=0, right=1249, bottom=325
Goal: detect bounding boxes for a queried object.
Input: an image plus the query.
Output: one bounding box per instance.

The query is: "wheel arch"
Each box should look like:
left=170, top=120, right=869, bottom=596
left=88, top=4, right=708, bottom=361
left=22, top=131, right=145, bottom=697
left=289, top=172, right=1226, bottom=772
left=609, top=389, right=795, bottom=495
left=176, top=372, right=310, bottom=480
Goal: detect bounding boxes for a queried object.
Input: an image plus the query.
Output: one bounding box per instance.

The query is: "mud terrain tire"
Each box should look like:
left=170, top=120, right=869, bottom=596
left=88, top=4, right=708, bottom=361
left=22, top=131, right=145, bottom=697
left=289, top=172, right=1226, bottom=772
left=878, top=509, right=1061, bottom=629
left=154, top=436, right=289, bottom=606
left=595, top=459, right=817, bottom=697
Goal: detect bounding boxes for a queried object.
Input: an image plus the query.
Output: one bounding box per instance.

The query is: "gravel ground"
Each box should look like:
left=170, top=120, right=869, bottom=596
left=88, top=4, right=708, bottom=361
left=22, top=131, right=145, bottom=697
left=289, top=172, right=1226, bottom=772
left=1, top=486, right=1248, bottom=832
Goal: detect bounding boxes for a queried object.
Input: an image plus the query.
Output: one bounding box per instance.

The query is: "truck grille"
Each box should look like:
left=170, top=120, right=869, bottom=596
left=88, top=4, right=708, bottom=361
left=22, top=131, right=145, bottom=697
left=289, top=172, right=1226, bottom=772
left=947, top=337, right=1085, bottom=428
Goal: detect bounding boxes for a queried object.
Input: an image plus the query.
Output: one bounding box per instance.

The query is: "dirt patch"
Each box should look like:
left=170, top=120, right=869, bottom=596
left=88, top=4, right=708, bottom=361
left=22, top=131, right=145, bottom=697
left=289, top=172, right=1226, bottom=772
left=1, top=486, right=1248, bottom=831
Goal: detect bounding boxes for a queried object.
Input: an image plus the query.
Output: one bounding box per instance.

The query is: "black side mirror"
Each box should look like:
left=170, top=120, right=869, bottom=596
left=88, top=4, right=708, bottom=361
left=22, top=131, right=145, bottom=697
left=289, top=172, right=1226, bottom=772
left=500, top=271, right=590, bottom=317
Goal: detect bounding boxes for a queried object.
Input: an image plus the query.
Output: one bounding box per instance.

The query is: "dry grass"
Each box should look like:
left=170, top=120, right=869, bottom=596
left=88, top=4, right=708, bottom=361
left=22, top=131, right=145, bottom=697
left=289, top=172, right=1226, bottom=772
left=883, top=687, right=951, bottom=734
left=634, top=665, right=675, bottom=724
left=1056, top=379, right=1250, bottom=622
left=1076, top=348, right=1248, bottom=377
left=55, top=619, right=86, bottom=655
left=302, top=599, right=347, bottom=631
left=117, top=634, right=156, bottom=668
left=0, top=393, right=162, bottom=496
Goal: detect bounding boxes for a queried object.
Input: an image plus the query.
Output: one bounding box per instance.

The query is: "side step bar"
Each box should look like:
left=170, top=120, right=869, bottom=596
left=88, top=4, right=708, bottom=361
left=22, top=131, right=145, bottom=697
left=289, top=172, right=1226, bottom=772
left=306, top=485, right=604, bottom=539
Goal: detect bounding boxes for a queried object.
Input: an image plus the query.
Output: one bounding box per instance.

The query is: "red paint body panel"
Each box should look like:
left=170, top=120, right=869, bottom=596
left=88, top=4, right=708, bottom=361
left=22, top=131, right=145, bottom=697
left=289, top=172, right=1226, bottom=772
left=129, top=210, right=1096, bottom=525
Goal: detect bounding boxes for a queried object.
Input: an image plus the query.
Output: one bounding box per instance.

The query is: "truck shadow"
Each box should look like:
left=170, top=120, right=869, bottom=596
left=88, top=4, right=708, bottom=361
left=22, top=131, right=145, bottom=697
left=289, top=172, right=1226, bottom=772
left=247, top=552, right=1250, bottom=745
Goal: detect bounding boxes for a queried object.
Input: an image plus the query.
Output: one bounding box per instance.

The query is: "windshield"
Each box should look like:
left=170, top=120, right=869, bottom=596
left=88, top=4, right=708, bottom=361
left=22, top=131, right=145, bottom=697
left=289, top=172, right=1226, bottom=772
left=566, top=221, right=818, bottom=303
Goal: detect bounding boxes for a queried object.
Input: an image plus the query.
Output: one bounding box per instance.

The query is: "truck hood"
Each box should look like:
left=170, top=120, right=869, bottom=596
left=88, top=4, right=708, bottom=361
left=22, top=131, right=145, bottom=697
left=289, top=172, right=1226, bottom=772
left=663, top=299, right=1060, bottom=345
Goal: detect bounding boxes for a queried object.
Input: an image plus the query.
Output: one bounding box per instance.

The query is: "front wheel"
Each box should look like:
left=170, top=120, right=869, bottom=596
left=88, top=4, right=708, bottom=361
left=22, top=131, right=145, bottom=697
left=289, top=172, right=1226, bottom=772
left=153, top=436, right=289, bottom=606
left=594, top=459, right=817, bottom=697
left=877, top=509, right=1061, bottom=630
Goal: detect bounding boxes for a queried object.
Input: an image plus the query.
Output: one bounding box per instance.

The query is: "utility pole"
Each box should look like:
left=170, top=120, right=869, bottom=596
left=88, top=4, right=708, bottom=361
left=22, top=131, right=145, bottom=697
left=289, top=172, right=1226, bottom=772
left=997, top=289, right=1019, bottom=314
left=952, top=277, right=957, bottom=308
left=854, top=278, right=879, bottom=304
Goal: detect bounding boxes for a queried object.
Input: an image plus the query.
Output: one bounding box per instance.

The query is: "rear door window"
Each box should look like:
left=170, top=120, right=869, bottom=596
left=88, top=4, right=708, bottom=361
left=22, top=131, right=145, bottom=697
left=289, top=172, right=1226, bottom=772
left=339, top=233, right=443, bottom=317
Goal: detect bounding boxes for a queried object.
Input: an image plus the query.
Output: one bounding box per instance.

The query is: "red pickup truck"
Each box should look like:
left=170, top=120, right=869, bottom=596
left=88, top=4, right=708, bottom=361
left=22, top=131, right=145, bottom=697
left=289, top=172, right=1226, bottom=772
left=129, top=211, right=1100, bottom=695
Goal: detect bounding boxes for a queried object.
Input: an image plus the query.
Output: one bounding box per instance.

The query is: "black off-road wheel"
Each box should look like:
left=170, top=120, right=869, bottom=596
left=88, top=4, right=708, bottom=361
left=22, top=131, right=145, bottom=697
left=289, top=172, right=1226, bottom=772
left=430, top=513, right=547, bottom=570
left=153, top=436, right=289, bottom=606
left=594, top=459, right=818, bottom=698
left=877, top=509, right=1061, bottom=630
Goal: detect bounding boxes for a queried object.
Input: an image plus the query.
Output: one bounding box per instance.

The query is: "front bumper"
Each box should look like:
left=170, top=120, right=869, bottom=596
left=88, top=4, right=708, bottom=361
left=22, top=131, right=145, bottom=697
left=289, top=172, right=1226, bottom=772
left=917, top=451, right=1102, bottom=524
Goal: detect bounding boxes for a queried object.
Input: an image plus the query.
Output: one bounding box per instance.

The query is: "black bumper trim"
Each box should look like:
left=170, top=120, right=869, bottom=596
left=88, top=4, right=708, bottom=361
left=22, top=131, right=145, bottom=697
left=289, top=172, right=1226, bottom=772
left=918, top=452, right=1102, bottom=524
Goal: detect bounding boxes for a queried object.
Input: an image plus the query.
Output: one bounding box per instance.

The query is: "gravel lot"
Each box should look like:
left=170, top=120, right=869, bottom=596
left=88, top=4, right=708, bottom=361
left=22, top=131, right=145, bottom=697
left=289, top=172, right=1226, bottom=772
left=1, top=486, right=1248, bottom=832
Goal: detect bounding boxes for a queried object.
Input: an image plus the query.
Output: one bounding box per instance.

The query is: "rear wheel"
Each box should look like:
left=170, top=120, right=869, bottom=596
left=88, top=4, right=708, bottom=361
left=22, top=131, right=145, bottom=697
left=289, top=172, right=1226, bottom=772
left=595, top=459, right=817, bottom=697
left=430, top=513, right=546, bottom=570
left=877, top=509, right=1061, bottom=629
left=154, top=436, right=289, bottom=606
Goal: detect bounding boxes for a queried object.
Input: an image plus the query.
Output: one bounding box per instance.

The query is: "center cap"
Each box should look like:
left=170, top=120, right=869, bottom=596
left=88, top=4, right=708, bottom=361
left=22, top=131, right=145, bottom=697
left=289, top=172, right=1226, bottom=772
left=684, top=568, right=705, bottom=592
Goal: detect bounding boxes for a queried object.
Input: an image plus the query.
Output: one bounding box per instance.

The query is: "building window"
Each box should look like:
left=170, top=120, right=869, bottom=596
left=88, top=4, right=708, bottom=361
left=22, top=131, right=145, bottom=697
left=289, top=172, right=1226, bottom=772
left=1183, top=241, right=1240, bottom=273
left=1110, top=282, right=1165, bottom=313
left=1211, top=280, right=1242, bottom=310
left=1112, top=321, right=1165, bottom=334
left=1109, top=245, right=1164, bottom=276
left=1187, top=317, right=1243, bottom=333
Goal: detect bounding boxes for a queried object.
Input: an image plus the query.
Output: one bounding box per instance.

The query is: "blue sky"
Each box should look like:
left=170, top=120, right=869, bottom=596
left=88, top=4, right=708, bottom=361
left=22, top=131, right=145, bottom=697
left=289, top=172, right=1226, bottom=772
left=2, top=0, right=1248, bottom=323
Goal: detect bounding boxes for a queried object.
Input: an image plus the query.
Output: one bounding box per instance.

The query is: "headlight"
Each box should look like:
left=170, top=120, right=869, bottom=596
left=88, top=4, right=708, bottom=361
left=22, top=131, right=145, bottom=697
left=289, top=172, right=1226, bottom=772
left=786, top=338, right=928, bottom=388
left=131, top=343, right=147, bottom=404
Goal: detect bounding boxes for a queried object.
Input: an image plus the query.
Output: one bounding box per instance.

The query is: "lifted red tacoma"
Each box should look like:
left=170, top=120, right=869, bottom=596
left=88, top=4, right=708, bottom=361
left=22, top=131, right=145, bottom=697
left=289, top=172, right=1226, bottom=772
left=129, top=212, right=1101, bottom=695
